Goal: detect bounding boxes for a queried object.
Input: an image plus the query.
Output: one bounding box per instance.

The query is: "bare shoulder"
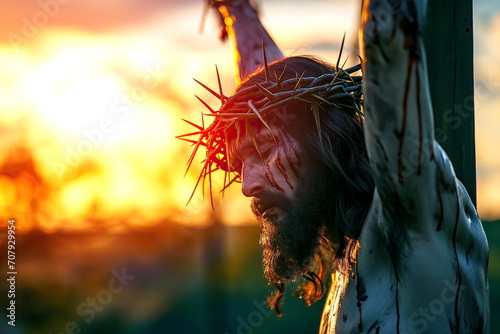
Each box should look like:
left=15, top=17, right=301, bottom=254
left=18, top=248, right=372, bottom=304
left=356, top=149, right=490, bottom=333
left=321, top=162, right=489, bottom=333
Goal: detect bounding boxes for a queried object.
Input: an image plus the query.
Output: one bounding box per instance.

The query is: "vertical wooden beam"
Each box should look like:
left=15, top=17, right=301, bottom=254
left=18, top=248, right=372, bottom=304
left=424, top=1, right=476, bottom=206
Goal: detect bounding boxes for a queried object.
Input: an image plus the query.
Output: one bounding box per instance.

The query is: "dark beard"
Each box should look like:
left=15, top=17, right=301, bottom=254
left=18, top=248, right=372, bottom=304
left=252, top=173, right=332, bottom=283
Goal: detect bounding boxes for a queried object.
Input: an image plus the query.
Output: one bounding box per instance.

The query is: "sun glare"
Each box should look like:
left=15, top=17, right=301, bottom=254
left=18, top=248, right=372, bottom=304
left=1, top=2, right=499, bottom=233
left=0, top=20, right=255, bottom=232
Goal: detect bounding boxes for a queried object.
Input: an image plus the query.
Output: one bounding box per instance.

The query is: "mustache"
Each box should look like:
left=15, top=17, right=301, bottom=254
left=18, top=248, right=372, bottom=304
left=250, top=192, right=289, bottom=216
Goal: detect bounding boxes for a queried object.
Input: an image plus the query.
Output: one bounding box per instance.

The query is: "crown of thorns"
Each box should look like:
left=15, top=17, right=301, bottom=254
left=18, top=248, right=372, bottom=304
left=177, top=43, right=363, bottom=207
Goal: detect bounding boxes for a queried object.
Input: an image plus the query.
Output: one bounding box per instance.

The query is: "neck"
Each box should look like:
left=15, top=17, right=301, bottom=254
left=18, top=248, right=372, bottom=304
left=324, top=188, right=374, bottom=272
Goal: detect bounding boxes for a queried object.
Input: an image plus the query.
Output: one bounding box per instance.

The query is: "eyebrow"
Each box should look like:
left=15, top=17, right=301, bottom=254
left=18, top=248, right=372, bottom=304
left=230, top=127, right=277, bottom=163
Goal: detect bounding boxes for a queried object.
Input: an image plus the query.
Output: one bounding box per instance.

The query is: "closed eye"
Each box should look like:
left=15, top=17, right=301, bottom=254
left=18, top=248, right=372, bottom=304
left=227, top=130, right=278, bottom=173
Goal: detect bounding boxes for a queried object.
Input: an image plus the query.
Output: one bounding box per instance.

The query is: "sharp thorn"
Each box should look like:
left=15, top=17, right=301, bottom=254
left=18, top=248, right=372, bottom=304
left=248, top=100, right=276, bottom=142
left=186, top=157, right=209, bottom=205
left=215, top=65, right=226, bottom=106
left=219, top=175, right=240, bottom=193
left=224, top=130, right=231, bottom=175
left=274, top=71, right=283, bottom=90
left=182, top=118, right=203, bottom=130
left=336, top=32, right=346, bottom=72
left=195, top=95, right=216, bottom=114
left=248, top=77, right=277, bottom=102
left=194, top=78, right=227, bottom=101
left=312, top=104, right=325, bottom=156
left=177, top=137, right=207, bottom=146
left=292, top=71, right=305, bottom=95
left=176, top=130, right=204, bottom=138
left=222, top=170, right=227, bottom=200
left=262, top=40, right=269, bottom=82
left=278, top=64, right=287, bottom=83
left=341, top=55, right=349, bottom=70
left=208, top=162, right=214, bottom=210
left=247, top=125, right=263, bottom=161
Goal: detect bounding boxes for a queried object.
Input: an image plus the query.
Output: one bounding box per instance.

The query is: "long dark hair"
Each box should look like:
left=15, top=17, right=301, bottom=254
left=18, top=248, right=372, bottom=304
left=236, top=56, right=375, bottom=314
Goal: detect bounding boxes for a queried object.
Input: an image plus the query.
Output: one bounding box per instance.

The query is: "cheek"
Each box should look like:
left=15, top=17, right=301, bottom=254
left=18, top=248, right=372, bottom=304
left=279, top=132, right=301, bottom=175
left=263, top=160, right=285, bottom=193
left=266, top=134, right=302, bottom=193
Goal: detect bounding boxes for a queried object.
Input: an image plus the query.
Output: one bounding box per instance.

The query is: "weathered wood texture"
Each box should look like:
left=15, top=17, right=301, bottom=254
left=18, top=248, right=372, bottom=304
left=424, top=1, right=476, bottom=206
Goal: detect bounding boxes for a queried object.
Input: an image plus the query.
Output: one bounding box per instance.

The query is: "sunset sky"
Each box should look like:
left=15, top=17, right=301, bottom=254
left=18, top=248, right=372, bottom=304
left=1, top=0, right=499, bottom=232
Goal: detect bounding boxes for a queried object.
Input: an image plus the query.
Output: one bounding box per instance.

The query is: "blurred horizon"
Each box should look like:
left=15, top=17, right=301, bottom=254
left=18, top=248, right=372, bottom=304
left=1, top=0, right=499, bottom=233
left=0, top=1, right=499, bottom=333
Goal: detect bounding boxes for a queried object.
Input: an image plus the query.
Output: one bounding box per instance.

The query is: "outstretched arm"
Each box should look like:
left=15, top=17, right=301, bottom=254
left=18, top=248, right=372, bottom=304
left=360, top=0, right=447, bottom=233
left=206, top=0, right=283, bottom=83
left=360, top=3, right=490, bottom=331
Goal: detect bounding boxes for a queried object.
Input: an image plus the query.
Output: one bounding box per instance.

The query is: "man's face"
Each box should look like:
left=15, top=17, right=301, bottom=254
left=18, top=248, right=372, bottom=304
left=229, top=122, right=332, bottom=283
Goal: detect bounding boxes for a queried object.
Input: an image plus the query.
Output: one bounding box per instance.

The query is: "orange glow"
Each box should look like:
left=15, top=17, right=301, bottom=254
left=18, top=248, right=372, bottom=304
left=218, top=5, right=241, bottom=86
left=0, top=1, right=499, bottom=234
left=0, top=22, right=242, bottom=232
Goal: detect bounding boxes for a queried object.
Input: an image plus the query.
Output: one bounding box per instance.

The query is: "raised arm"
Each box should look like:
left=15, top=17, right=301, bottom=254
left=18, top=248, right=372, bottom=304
left=207, top=0, right=283, bottom=83
left=360, top=3, right=490, bottom=331
left=360, top=0, right=447, bottom=233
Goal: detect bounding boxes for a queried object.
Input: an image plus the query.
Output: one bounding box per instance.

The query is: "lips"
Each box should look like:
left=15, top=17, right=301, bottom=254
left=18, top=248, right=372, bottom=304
left=251, top=193, right=288, bottom=217
left=262, top=206, right=274, bottom=217
left=251, top=199, right=273, bottom=217
left=256, top=202, right=273, bottom=217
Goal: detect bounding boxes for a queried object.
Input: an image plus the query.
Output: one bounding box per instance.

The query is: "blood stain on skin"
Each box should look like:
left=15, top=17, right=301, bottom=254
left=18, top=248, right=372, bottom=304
left=415, top=62, right=423, bottom=176
left=397, top=57, right=416, bottom=184
left=265, top=161, right=285, bottom=193
left=276, top=147, right=294, bottom=190
left=280, top=132, right=301, bottom=175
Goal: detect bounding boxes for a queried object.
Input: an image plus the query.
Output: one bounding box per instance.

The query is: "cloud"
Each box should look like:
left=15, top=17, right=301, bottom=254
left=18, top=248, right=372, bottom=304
left=0, top=0, right=200, bottom=43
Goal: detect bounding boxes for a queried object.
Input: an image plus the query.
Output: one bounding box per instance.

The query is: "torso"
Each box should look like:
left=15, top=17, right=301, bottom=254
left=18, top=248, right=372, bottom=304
left=319, top=185, right=489, bottom=334
left=319, top=1, right=490, bottom=332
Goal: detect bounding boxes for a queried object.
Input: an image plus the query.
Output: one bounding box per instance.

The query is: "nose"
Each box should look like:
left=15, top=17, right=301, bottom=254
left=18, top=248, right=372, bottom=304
left=241, top=160, right=266, bottom=197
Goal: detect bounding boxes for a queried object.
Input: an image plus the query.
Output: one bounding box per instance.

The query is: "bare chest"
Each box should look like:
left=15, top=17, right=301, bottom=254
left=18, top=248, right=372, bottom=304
left=319, top=259, right=398, bottom=334
left=319, top=231, right=486, bottom=334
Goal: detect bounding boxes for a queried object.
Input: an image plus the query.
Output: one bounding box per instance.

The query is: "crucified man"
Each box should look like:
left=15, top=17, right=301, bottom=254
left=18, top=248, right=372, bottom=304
left=180, top=0, right=489, bottom=332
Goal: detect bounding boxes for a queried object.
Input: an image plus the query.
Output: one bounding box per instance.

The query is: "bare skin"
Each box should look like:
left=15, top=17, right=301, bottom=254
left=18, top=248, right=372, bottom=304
left=231, top=125, right=306, bottom=202
left=227, top=1, right=489, bottom=333
left=324, top=0, right=489, bottom=333
left=232, top=91, right=489, bottom=334
left=230, top=124, right=332, bottom=283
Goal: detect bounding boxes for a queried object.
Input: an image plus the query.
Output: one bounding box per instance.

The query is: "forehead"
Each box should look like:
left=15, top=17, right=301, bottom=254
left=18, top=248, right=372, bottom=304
left=229, top=120, right=279, bottom=149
